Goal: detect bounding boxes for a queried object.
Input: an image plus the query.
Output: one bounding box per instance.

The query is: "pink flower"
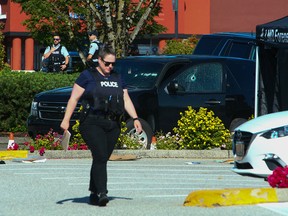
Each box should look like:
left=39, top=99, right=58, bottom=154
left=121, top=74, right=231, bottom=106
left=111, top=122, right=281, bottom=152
left=35, top=134, right=42, bottom=140
left=29, top=145, right=35, bottom=153
left=52, top=142, right=59, bottom=148
left=39, top=147, right=45, bottom=156
left=12, top=143, right=19, bottom=150
left=268, top=166, right=288, bottom=188
left=79, top=144, right=88, bottom=150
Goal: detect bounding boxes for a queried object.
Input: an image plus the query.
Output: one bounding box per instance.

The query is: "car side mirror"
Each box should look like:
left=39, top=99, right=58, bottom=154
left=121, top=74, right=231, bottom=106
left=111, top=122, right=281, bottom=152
left=167, top=80, right=180, bottom=94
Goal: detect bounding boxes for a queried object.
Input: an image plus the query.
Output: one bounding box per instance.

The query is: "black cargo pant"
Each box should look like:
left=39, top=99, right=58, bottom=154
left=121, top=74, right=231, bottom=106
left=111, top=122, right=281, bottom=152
left=79, top=114, right=120, bottom=194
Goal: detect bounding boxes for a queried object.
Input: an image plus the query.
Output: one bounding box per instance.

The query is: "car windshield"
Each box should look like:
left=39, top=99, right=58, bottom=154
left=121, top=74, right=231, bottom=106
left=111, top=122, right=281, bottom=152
left=114, top=60, right=164, bottom=88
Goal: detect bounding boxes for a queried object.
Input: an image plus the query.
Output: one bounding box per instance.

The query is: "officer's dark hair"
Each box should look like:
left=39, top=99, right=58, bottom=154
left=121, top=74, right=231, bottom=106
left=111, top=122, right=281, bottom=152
left=52, top=32, right=61, bottom=38
left=98, top=44, right=116, bottom=59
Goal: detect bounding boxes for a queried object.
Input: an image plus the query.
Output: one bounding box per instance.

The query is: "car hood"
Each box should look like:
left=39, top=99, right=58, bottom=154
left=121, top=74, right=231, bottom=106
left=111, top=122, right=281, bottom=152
left=34, top=86, right=149, bottom=101
left=235, top=111, right=288, bottom=133
left=35, top=87, right=73, bottom=97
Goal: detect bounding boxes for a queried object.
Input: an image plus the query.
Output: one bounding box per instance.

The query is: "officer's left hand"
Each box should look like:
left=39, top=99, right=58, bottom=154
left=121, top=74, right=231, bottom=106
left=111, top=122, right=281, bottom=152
left=134, top=120, right=142, bottom=133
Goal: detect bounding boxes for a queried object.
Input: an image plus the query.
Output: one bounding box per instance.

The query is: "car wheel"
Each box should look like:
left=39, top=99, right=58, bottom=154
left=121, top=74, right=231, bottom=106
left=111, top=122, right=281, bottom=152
left=126, top=118, right=153, bottom=149
left=229, top=118, right=248, bottom=132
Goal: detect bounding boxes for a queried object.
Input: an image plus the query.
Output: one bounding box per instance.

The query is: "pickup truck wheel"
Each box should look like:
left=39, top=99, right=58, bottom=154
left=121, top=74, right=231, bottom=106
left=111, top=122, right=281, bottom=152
left=126, top=118, right=153, bottom=149
left=229, top=118, right=247, bottom=132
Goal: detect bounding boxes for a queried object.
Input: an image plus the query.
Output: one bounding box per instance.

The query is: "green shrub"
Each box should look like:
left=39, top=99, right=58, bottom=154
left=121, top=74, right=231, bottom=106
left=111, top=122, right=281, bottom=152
left=0, top=70, right=79, bottom=132
left=173, top=106, right=231, bottom=150
left=162, top=35, right=199, bottom=54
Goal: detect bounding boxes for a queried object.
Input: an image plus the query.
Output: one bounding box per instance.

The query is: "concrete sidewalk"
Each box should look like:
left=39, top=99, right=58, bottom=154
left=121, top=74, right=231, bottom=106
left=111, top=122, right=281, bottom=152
left=0, top=148, right=233, bottom=160
left=43, top=148, right=233, bottom=159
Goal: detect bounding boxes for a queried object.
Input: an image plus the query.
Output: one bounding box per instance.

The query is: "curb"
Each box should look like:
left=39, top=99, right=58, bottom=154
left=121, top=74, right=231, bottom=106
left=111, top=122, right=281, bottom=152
left=183, top=188, right=288, bottom=207
left=0, top=149, right=233, bottom=160
left=0, top=137, right=233, bottom=159
left=34, top=149, right=233, bottom=159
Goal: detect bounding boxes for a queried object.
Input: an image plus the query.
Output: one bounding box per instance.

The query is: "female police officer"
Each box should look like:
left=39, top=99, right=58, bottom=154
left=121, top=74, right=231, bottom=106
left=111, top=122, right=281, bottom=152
left=60, top=45, right=142, bottom=206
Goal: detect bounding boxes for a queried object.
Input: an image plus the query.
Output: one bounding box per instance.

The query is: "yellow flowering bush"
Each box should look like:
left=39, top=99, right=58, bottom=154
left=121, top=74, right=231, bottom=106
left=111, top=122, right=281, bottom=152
left=173, top=106, right=231, bottom=150
left=116, top=122, right=142, bottom=149
left=70, top=120, right=88, bottom=150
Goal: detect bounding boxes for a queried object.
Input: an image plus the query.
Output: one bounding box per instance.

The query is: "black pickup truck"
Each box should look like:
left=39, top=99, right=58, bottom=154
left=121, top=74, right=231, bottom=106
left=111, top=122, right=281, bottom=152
left=28, top=33, right=257, bottom=149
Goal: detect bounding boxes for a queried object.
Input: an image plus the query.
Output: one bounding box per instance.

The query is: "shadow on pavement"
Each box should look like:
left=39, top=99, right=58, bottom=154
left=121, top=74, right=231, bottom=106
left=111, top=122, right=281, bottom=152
left=56, top=196, right=133, bottom=205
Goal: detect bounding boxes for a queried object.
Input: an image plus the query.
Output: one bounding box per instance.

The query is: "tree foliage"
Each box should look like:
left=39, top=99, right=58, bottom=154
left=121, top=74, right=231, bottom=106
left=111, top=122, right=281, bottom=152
left=12, top=0, right=166, bottom=58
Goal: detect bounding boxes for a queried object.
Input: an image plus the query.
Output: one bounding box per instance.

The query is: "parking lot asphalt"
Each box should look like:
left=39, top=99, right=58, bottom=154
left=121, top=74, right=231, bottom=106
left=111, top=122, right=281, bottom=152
left=1, top=148, right=288, bottom=211
left=1, top=136, right=288, bottom=210
left=1, top=158, right=287, bottom=216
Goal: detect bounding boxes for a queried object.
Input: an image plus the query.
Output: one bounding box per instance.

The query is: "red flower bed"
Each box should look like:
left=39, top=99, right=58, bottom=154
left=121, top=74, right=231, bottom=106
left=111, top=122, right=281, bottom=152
left=267, top=166, right=288, bottom=188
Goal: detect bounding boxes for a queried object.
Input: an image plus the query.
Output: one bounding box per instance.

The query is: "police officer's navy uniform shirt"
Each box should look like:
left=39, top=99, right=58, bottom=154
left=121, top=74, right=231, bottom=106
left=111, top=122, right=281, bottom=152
left=76, top=69, right=126, bottom=112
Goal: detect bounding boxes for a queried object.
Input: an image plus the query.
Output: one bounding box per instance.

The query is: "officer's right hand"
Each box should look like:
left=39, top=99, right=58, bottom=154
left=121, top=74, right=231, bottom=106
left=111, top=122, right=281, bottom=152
left=60, top=120, right=69, bottom=131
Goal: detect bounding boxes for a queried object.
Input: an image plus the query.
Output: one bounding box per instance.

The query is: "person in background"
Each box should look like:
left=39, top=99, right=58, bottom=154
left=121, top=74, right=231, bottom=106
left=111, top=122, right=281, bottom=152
left=86, top=30, right=102, bottom=68
left=60, top=45, right=142, bottom=207
left=41, top=33, right=70, bottom=72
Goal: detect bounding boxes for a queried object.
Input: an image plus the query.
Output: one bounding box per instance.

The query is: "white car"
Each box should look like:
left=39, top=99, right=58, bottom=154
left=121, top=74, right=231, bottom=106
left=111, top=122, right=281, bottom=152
left=232, top=111, right=288, bottom=178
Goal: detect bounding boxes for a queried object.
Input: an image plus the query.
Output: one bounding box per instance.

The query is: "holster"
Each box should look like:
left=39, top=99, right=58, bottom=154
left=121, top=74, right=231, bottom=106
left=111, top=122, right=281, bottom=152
left=79, top=101, right=90, bottom=123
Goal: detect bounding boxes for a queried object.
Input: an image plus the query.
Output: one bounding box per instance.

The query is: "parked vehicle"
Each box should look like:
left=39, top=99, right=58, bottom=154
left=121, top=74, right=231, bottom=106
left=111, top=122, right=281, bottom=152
left=27, top=54, right=255, bottom=149
left=193, top=32, right=256, bottom=61
left=28, top=56, right=192, bottom=148
left=232, top=111, right=288, bottom=178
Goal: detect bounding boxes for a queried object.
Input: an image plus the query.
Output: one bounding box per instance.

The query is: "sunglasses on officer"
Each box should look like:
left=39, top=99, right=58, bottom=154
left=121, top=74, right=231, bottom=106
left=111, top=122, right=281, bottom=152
left=53, top=38, right=60, bottom=41
left=101, top=58, right=115, bottom=67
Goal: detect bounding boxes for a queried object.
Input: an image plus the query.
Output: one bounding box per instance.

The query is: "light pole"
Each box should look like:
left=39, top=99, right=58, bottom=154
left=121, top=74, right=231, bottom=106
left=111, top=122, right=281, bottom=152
left=172, top=0, right=178, bottom=38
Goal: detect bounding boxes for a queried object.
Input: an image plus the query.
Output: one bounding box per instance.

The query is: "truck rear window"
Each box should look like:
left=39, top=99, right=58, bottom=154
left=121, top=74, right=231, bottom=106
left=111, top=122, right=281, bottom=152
left=193, top=37, right=223, bottom=55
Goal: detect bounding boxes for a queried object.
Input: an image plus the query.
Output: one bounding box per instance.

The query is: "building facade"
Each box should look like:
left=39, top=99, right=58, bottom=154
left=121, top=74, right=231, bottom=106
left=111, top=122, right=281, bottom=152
left=1, top=0, right=288, bottom=70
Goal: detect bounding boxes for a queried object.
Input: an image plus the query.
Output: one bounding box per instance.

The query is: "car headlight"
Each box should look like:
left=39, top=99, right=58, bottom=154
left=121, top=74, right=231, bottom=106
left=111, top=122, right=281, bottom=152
left=30, top=101, right=38, bottom=116
left=261, top=125, right=288, bottom=139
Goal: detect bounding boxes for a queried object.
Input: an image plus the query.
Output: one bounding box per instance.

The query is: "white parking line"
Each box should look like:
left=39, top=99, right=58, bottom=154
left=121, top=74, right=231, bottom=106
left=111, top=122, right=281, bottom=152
left=258, top=202, right=288, bottom=215
left=108, top=168, right=233, bottom=172
left=41, top=175, right=239, bottom=181
left=13, top=172, right=86, bottom=175
left=41, top=177, right=88, bottom=180
left=108, top=187, right=232, bottom=191
left=145, top=194, right=187, bottom=198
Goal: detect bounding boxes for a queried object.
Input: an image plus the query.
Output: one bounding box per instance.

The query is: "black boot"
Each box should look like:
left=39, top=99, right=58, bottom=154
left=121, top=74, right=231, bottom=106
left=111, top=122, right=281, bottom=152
left=89, top=193, right=99, bottom=206
left=98, top=193, right=109, bottom=207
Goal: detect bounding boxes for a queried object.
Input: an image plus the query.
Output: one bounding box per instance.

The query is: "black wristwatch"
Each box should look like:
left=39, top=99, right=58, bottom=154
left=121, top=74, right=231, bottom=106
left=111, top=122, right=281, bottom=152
left=133, top=118, right=139, bottom=121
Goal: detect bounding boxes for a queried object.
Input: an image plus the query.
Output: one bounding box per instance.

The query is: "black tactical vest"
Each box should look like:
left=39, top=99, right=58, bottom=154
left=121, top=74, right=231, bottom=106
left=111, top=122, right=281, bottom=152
left=91, top=41, right=103, bottom=61
left=48, top=45, right=65, bottom=72
left=82, top=69, right=125, bottom=117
